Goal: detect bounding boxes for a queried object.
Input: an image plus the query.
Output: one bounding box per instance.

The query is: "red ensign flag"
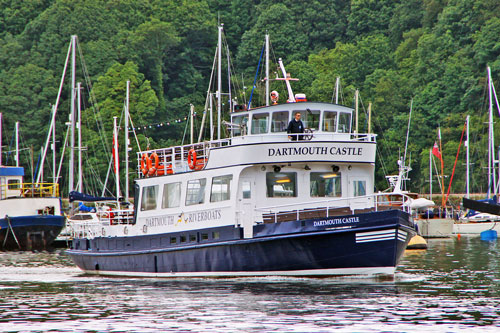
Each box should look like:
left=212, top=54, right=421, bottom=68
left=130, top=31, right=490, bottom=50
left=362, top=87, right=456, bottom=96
left=432, top=141, right=442, bottom=160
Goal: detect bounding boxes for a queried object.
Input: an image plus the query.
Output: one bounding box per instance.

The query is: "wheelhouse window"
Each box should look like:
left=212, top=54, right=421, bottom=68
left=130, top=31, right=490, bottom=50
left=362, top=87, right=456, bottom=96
left=297, top=110, right=320, bottom=130
left=271, top=111, right=289, bottom=132
left=338, top=112, right=352, bottom=133
left=310, top=172, right=341, bottom=197
left=210, top=175, right=233, bottom=202
left=251, top=113, right=269, bottom=134
left=323, top=111, right=337, bottom=132
left=231, top=114, right=248, bottom=136
left=7, top=179, right=21, bottom=190
left=162, top=182, right=181, bottom=208
left=186, top=178, right=207, bottom=206
left=141, top=185, right=158, bottom=211
left=266, top=172, right=297, bottom=197
left=353, top=180, right=366, bottom=197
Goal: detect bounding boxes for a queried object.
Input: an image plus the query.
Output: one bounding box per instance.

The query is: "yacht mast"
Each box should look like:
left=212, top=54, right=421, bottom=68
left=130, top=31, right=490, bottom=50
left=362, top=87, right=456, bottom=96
left=69, top=35, right=77, bottom=196
left=335, top=77, right=340, bottom=104
left=15, top=122, right=19, bottom=167
left=217, top=24, right=222, bottom=140
left=466, top=115, right=470, bottom=198
left=125, top=80, right=130, bottom=200
left=113, top=116, right=120, bottom=203
left=265, top=33, right=270, bottom=106
left=488, top=66, right=495, bottom=198
left=77, top=82, right=82, bottom=193
left=0, top=113, right=2, bottom=166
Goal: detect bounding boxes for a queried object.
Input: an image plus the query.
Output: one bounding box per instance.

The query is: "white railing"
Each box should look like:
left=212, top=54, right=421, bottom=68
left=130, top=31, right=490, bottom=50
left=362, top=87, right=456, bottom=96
left=137, top=138, right=231, bottom=178
left=68, top=208, right=134, bottom=239
left=255, top=192, right=411, bottom=223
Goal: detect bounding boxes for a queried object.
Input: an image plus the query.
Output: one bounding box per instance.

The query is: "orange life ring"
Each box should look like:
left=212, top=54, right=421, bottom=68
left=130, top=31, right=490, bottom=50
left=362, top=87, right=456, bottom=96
left=187, top=148, right=197, bottom=170
left=148, top=152, right=160, bottom=176
left=141, top=154, right=150, bottom=176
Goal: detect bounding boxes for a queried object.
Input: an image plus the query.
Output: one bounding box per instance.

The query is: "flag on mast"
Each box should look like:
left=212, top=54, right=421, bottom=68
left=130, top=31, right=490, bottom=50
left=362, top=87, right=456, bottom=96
left=432, top=141, right=442, bottom=160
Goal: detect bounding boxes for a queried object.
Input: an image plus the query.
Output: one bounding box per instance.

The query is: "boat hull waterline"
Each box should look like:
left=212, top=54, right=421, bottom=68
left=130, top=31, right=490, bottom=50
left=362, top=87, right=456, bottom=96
left=0, top=215, right=65, bottom=250
left=67, top=210, right=414, bottom=277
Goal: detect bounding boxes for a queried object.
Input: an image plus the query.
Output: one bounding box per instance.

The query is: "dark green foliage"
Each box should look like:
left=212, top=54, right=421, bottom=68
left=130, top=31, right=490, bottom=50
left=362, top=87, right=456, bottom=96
left=0, top=0, right=499, bottom=196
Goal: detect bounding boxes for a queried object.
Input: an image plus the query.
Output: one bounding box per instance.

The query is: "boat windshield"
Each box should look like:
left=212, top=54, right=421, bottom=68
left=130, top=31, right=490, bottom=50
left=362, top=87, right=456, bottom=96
left=251, top=113, right=269, bottom=134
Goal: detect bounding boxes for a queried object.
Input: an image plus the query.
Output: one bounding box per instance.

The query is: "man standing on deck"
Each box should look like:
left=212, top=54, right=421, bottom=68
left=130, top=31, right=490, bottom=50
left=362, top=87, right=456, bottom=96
left=287, top=112, right=304, bottom=141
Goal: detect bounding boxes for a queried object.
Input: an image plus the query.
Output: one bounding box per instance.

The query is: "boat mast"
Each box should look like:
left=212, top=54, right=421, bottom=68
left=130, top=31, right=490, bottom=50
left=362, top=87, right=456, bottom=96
left=69, top=35, right=77, bottom=196
left=0, top=113, right=2, bottom=166
left=355, top=90, right=359, bottom=134
left=466, top=115, right=470, bottom=199
left=77, top=82, right=82, bottom=193
left=190, top=104, right=194, bottom=144
left=335, top=77, right=340, bottom=104
left=429, top=149, right=433, bottom=200
left=125, top=80, right=130, bottom=200
left=52, top=105, right=56, bottom=196
left=488, top=66, right=495, bottom=198
left=217, top=24, right=222, bottom=140
left=113, top=116, right=120, bottom=203
left=265, top=33, right=270, bottom=106
left=15, top=122, right=19, bottom=167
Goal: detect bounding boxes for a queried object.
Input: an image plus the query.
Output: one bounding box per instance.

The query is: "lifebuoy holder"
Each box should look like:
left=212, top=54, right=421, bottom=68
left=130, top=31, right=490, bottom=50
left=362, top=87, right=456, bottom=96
left=148, top=152, right=160, bottom=176
left=141, top=154, right=151, bottom=176
left=187, top=148, right=197, bottom=170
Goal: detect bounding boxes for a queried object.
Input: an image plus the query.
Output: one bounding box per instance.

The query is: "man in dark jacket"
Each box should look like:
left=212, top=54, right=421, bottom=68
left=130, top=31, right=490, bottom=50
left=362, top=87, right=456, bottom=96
left=287, top=112, right=304, bottom=140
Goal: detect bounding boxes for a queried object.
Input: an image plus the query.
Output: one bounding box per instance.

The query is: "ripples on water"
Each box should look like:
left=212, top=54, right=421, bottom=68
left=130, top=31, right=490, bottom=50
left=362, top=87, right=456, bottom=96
left=0, top=236, right=500, bottom=332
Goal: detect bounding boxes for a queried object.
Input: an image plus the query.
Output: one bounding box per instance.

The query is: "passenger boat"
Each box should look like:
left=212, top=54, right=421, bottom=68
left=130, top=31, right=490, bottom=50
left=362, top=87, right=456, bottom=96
left=67, top=105, right=416, bottom=277
left=0, top=165, right=65, bottom=250
left=66, top=30, right=416, bottom=277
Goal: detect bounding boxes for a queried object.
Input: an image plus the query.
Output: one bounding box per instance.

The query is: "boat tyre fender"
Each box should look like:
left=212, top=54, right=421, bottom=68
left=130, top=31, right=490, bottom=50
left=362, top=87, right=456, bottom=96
left=188, top=148, right=197, bottom=170
left=148, top=152, right=160, bottom=176
left=141, top=154, right=150, bottom=176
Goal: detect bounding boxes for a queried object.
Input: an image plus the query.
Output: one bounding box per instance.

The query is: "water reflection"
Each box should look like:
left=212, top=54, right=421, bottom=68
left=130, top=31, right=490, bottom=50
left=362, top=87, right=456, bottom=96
left=0, top=237, right=500, bottom=331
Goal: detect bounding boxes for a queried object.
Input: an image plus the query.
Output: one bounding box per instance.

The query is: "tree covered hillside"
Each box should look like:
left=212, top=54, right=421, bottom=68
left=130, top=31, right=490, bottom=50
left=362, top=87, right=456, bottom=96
left=0, top=0, right=499, bottom=196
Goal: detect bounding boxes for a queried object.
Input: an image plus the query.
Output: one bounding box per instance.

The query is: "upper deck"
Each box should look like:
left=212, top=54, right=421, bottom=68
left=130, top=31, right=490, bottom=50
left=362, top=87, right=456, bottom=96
left=136, top=102, right=376, bottom=178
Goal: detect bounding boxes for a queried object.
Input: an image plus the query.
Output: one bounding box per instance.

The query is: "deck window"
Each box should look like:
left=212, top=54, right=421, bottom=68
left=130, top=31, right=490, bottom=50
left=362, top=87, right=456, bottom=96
left=232, top=114, right=248, bottom=136
left=266, top=172, right=297, bottom=197
left=271, top=111, right=289, bottom=132
left=140, top=185, right=158, bottom=211
left=162, top=182, right=181, bottom=208
left=323, top=111, right=337, bottom=132
left=310, top=172, right=342, bottom=197
left=353, top=180, right=366, bottom=197
left=186, top=178, right=207, bottom=206
left=297, top=110, right=320, bottom=130
left=251, top=113, right=269, bottom=134
left=210, top=175, right=232, bottom=202
left=338, top=112, right=352, bottom=133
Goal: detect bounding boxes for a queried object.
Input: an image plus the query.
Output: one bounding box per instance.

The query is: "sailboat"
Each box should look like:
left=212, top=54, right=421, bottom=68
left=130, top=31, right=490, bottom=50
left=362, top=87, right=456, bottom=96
left=455, top=67, right=500, bottom=234
left=0, top=115, right=65, bottom=250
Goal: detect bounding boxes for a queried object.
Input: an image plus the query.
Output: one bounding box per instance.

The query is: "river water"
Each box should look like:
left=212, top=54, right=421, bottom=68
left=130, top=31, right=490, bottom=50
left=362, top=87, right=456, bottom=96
left=1, top=236, right=500, bottom=332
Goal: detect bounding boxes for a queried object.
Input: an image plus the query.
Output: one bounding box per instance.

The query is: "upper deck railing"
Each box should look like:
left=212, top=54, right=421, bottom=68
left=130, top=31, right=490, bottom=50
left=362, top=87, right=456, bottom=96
left=0, top=182, right=59, bottom=200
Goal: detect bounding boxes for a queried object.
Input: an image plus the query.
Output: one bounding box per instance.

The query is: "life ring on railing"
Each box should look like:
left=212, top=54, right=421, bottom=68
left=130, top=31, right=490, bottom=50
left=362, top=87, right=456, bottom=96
left=141, top=154, right=150, bottom=176
left=187, top=148, right=197, bottom=170
left=148, top=152, right=160, bottom=176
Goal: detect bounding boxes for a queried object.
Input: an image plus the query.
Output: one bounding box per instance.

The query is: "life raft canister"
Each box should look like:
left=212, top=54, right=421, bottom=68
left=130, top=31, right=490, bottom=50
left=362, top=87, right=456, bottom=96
left=187, top=148, right=197, bottom=170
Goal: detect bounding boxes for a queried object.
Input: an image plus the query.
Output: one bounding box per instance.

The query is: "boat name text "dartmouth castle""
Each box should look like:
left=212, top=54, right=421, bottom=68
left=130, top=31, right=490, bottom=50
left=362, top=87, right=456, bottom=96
left=313, top=216, right=360, bottom=227
left=268, top=146, right=362, bottom=157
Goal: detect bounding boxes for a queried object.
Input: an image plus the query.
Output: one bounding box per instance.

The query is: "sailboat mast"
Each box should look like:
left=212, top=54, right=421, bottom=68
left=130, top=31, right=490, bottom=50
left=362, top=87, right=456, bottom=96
left=217, top=24, right=222, bottom=140
left=125, top=80, right=130, bottom=200
left=429, top=149, right=433, bottom=200
left=69, top=35, right=77, bottom=196
left=52, top=105, right=56, bottom=196
left=439, top=127, right=445, bottom=207
left=488, top=66, right=495, bottom=198
left=113, top=116, right=120, bottom=203
left=15, top=122, right=19, bottom=167
left=265, top=33, right=270, bottom=106
left=466, top=115, right=470, bottom=199
left=335, top=77, right=340, bottom=104
left=0, top=113, right=2, bottom=166
left=77, top=82, right=82, bottom=193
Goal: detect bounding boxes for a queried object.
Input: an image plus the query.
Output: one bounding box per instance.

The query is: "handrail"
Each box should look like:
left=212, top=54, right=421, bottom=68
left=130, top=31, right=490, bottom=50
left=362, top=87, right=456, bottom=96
left=0, top=182, right=59, bottom=198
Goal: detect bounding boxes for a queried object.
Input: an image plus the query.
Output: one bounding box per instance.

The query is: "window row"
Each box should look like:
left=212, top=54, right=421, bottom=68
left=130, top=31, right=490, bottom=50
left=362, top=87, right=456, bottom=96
left=141, top=175, right=233, bottom=211
left=231, top=110, right=352, bottom=136
left=267, top=172, right=345, bottom=198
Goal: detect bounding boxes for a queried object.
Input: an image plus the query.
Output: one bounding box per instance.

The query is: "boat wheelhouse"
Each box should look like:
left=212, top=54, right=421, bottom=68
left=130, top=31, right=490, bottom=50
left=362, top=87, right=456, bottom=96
left=67, top=99, right=416, bottom=277
left=0, top=166, right=65, bottom=250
